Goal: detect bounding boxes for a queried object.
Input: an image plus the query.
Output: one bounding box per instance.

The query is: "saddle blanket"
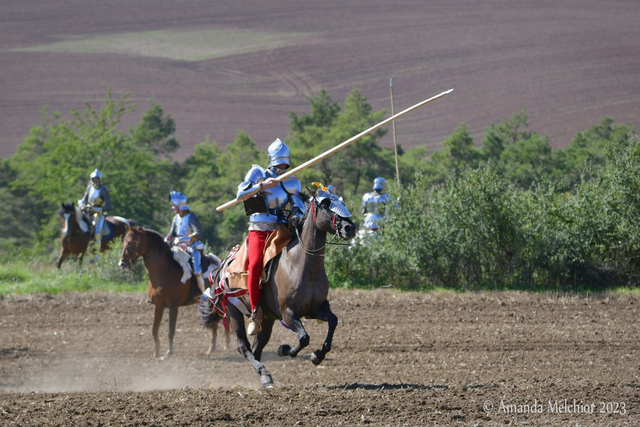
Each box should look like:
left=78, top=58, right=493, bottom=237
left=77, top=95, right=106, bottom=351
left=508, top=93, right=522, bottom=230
left=203, top=225, right=291, bottom=318
left=171, top=246, right=221, bottom=284
left=171, top=246, right=192, bottom=283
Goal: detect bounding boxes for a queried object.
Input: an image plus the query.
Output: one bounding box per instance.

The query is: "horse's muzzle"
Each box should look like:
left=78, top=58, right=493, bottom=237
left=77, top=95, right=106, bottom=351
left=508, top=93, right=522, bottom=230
left=339, top=222, right=357, bottom=240
left=118, top=259, right=131, bottom=270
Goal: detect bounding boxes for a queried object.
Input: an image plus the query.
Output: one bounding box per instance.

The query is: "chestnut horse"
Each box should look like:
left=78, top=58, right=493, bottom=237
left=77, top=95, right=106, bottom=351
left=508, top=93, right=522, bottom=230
left=199, top=189, right=356, bottom=387
left=118, top=226, right=229, bottom=359
left=57, top=202, right=134, bottom=268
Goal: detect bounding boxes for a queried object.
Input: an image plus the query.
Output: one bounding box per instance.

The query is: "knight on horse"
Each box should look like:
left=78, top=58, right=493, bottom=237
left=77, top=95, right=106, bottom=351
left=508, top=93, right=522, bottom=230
left=165, top=191, right=206, bottom=293
left=359, top=176, right=390, bottom=234
left=235, top=138, right=306, bottom=335
left=78, top=169, right=113, bottom=252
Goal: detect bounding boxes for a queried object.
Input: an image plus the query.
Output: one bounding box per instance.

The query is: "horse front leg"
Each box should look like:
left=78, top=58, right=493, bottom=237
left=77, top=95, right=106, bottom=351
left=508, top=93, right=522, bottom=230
left=152, top=304, right=164, bottom=358
left=56, top=248, right=69, bottom=269
left=309, top=300, right=337, bottom=366
left=164, top=304, right=178, bottom=360
left=227, top=304, right=273, bottom=388
left=277, top=308, right=310, bottom=358
left=251, top=318, right=275, bottom=361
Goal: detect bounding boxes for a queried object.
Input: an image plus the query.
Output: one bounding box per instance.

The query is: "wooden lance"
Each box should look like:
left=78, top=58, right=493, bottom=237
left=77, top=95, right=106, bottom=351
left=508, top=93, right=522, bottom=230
left=215, top=88, right=454, bottom=212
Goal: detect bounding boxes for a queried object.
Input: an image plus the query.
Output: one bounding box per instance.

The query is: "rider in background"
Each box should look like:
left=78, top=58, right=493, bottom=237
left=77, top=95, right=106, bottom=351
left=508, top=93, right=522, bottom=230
left=236, top=138, right=306, bottom=335
left=165, top=191, right=206, bottom=294
left=359, top=177, right=390, bottom=235
left=78, top=169, right=112, bottom=252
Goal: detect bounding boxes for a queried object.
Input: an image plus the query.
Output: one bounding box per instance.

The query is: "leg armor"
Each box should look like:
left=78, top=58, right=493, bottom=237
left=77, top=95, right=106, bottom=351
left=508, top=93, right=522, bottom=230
left=94, top=214, right=105, bottom=246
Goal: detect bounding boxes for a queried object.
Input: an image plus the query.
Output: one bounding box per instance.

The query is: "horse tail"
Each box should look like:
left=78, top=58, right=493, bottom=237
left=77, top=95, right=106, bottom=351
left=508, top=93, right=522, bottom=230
left=198, top=297, right=218, bottom=329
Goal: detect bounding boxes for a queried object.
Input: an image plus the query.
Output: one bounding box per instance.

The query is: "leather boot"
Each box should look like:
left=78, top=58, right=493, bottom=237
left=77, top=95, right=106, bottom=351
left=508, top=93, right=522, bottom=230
left=247, top=309, right=261, bottom=336
left=195, top=273, right=206, bottom=294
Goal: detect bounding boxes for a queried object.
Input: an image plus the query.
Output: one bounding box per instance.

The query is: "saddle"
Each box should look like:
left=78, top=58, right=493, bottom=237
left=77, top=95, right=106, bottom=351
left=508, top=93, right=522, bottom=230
left=171, top=244, right=221, bottom=284
left=203, top=225, right=291, bottom=318
left=225, top=225, right=292, bottom=290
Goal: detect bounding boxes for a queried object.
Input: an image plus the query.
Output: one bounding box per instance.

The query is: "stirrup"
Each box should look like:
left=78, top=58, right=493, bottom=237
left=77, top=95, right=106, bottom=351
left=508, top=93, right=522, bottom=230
left=247, top=309, right=262, bottom=335
left=247, top=319, right=262, bottom=336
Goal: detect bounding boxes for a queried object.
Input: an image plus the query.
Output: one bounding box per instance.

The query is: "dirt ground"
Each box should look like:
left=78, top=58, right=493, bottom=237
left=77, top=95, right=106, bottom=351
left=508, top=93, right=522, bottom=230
left=1, top=289, right=638, bottom=426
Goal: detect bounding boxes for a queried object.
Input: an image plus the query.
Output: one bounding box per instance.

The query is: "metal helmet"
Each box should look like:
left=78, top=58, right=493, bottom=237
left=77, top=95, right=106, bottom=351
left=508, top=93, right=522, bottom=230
left=267, top=138, right=290, bottom=170
left=373, top=177, right=387, bottom=191
left=90, top=169, right=102, bottom=188
left=327, top=185, right=335, bottom=194
left=169, top=191, right=188, bottom=209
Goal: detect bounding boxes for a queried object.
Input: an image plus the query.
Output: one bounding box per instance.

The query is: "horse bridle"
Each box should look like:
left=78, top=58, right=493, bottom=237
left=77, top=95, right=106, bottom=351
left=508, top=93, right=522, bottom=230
left=295, top=196, right=351, bottom=257
left=121, top=230, right=144, bottom=266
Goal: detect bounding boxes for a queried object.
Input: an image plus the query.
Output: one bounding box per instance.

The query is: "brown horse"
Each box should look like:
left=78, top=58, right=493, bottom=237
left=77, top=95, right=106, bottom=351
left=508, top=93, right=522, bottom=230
left=56, top=202, right=134, bottom=268
left=199, top=189, right=356, bottom=387
left=118, top=225, right=229, bottom=359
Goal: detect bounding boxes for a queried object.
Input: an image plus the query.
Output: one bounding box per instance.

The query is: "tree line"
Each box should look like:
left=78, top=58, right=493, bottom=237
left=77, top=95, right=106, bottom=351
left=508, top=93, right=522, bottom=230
left=1, top=89, right=637, bottom=290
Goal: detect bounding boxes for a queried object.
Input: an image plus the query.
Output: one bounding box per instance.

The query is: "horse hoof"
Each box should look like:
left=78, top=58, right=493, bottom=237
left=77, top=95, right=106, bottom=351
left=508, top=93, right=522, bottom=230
left=260, top=374, right=274, bottom=388
left=277, top=345, right=291, bottom=357
left=311, top=350, right=325, bottom=366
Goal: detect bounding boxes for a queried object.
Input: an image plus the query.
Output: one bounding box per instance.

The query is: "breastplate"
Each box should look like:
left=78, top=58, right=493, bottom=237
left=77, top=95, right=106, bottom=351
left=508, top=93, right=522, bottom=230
left=88, top=187, right=104, bottom=206
left=364, top=192, right=385, bottom=215
left=176, top=213, right=191, bottom=236
left=262, top=184, right=290, bottom=210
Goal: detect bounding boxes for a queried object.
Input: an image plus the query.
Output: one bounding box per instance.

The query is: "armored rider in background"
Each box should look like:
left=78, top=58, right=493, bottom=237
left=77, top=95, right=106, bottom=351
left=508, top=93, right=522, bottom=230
left=236, top=138, right=306, bottom=335
left=165, top=191, right=206, bottom=294
left=78, top=169, right=113, bottom=251
left=360, top=177, right=390, bottom=233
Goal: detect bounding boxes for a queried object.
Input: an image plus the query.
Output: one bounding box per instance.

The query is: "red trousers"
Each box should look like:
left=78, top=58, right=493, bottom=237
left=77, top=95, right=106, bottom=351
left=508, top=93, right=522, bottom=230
left=247, top=230, right=272, bottom=312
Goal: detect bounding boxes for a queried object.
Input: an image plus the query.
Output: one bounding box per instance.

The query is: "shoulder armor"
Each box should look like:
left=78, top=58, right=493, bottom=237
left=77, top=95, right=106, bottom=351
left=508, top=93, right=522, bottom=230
left=238, top=165, right=267, bottom=191
left=282, top=178, right=302, bottom=195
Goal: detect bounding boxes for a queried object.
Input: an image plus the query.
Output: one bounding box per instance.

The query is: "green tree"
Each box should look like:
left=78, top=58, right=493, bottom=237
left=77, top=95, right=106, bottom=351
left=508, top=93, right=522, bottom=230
left=9, top=91, right=172, bottom=243
left=500, top=133, right=555, bottom=188
left=288, top=89, right=391, bottom=197
left=422, top=123, right=480, bottom=183
left=130, top=101, right=179, bottom=157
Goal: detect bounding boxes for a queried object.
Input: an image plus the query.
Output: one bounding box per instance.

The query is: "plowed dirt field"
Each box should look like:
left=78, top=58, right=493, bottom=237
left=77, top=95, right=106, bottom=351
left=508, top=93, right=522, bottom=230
left=1, top=290, right=638, bottom=426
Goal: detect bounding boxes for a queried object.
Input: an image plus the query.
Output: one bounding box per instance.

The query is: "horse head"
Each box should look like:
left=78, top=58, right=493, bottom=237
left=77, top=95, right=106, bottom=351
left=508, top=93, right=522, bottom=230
left=119, top=225, right=147, bottom=270
left=309, top=189, right=357, bottom=240
left=58, top=202, right=87, bottom=236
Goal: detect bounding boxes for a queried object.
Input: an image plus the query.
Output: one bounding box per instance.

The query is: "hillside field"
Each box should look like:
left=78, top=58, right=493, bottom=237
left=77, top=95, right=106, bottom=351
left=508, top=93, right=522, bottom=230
left=1, top=0, right=639, bottom=159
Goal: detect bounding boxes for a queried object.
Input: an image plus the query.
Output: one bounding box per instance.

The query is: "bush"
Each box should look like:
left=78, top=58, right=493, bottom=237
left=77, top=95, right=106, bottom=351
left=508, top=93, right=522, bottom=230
left=326, top=132, right=640, bottom=292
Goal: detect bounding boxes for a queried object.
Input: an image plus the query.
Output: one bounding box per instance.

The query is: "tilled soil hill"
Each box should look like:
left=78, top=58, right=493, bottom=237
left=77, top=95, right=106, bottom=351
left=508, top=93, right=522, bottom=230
left=1, top=290, right=639, bottom=426
left=2, top=1, right=640, bottom=158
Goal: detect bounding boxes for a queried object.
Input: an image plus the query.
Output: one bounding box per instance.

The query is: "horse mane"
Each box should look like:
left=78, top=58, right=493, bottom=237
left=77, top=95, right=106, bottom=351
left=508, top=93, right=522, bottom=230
left=142, top=227, right=175, bottom=258
left=142, top=227, right=169, bottom=249
left=298, top=191, right=312, bottom=227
